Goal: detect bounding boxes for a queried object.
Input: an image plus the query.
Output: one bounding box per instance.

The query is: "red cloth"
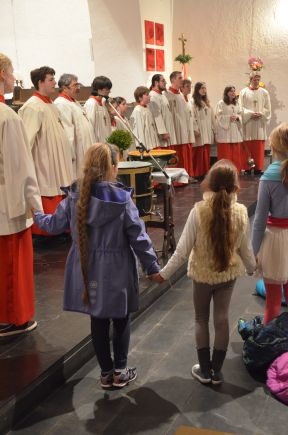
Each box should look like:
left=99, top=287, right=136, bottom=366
left=168, top=86, right=180, bottom=95
left=58, top=92, right=75, bottom=102
left=242, top=140, right=265, bottom=170
left=33, top=91, right=52, bottom=104
left=267, top=217, right=288, bottom=228
left=0, top=228, right=34, bottom=325
left=89, top=95, right=102, bottom=106
left=193, top=146, right=204, bottom=177
left=217, top=142, right=242, bottom=172
left=0, top=95, right=5, bottom=103
left=152, top=88, right=162, bottom=94
left=203, top=144, right=210, bottom=174
left=167, top=143, right=194, bottom=177
left=32, top=195, right=65, bottom=235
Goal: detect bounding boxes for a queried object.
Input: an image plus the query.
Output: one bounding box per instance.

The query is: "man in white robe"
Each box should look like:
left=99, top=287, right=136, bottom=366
left=149, top=74, right=176, bottom=147
left=239, top=71, right=271, bottom=173
left=84, top=76, right=112, bottom=142
left=18, top=66, right=74, bottom=234
left=164, top=71, right=195, bottom=176
left=0, top=53, right=42, bottom=336
left=54, top=74, right=95, bottom=178
left=130, top=86, right=160, bottom=150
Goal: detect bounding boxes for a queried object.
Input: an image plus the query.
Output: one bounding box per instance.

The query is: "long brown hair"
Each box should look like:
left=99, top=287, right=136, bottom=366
left=269, top=123, right=288, bottom=185
left=77, top=143, right=119, bottom=305
left=204, top=159, right=239, bottom=272
left=193, top=81, right=210, bottom=109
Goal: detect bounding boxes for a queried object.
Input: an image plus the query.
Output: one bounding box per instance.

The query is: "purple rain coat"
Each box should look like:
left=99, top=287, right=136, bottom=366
left=33, top=181, right=160, bottom=318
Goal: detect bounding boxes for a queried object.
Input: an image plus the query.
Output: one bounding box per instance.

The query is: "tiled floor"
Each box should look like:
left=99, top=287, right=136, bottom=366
left=0, top=174, right=260, bottom=432
left=10, top=274, right=288, bottom=435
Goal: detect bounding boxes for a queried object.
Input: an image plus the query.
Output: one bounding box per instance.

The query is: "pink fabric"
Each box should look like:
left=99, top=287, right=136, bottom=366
left=267, top=352, right=288, bottom=404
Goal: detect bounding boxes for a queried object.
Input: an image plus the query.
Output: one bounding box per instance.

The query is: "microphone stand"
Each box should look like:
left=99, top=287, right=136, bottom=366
left=105, top=97, right=170, bottom=182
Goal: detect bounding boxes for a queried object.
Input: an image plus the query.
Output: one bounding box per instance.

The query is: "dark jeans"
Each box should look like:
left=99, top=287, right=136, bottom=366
left=90, top=315, right=130, bottom=373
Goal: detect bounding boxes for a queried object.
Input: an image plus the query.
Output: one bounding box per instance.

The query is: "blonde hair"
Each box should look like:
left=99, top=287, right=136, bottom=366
left=77, top=143, right=119, bottom=305
left=204, top=159, right=239, bottom=272
left=269, top=123, right=288, bottom=184
left=0, top=53, right=12, bottom=74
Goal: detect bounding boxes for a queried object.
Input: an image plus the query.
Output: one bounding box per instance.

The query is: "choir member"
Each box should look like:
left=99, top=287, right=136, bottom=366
left=0, top=53, right=42, bottom=337
left=164, top=71, right=195, bottom=176
left=18, top=66, right=74, bottom=235
left=192, top=82, right=215, bottom=178
left=149, top=74, right=176, bottom=147
left=54, top=73, right=95, bottom=178
left=114, top=97, right=130, bottom=130
left=216, top=86, right=243, bottom=172
left=84, top=76, right=112, bottom=142
left=130, top=86, right=160, bottom=150
left=239, top=71, right=271, bottom=174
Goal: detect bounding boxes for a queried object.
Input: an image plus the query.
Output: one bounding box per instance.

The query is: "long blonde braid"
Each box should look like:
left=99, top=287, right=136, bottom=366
left=77, top=143, right=119, bottom=305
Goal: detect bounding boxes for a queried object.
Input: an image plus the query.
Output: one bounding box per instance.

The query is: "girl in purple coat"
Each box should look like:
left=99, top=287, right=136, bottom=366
left=33, top=143, right=160, bottom=388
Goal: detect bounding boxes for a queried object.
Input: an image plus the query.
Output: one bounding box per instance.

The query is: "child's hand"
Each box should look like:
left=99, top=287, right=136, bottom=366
left=147, top=273, right=165, bottom=283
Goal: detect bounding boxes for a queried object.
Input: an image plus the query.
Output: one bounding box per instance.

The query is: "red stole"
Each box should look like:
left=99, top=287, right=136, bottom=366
left=249, top=86, right=259, bottom=91
left=152, top=88, right=162, bottom=94
left=0, top=95, right=5, bottom=103
left=58, top=92, right=75, bottom=102
left=33, top=91, right=52, bottom=104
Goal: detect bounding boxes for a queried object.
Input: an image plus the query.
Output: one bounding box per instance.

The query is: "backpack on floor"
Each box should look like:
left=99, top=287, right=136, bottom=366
left=267, top=352, right=288, bottom=405
left=238, top=312, right=288, bottom=374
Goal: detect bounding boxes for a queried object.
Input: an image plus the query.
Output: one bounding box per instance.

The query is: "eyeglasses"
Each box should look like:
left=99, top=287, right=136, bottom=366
left=68, top=83, right=81, bottom=89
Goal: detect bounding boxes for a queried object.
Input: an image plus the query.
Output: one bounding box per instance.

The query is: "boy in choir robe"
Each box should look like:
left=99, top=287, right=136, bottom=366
left=54, top=74, right=95, bottom=178
left=114, top=97, right=130, bottom=131
left=84, top=76, right=112, bottom=142
left=149, top=74, right=176, bottom=147
left=239, top=71, right=271, bottom=174
left=18, top=66, right=74, bottom=235
left=164, top=71, right=195, bottom=177
left=0, top=53, right=42, bottom=337
left=130, top=86, right=160, bottom=150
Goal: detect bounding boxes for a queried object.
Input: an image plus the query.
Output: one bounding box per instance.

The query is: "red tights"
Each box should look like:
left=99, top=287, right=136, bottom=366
left=264, top=282, right=288, bottom=325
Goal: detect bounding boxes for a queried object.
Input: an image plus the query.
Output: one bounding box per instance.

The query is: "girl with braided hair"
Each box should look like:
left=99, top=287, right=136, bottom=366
left=33, top=142, right=159, bottom=389
left=150, top=160, right=256, bottom=385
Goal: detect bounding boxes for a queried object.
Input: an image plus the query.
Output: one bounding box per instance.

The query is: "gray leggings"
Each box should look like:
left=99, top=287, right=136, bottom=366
left=193, top=279, right=236, bottom=350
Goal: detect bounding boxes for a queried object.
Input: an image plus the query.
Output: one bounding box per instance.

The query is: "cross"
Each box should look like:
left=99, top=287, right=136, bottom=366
left=178, top=33, right=187, bottom=56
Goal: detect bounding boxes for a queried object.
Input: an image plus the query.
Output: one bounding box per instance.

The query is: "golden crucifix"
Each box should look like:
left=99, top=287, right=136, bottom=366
left=178, top=33, right=187, bottom=56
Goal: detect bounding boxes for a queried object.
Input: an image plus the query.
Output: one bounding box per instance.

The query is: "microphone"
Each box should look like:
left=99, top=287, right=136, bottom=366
left=91, top=91, right=109, bottom=100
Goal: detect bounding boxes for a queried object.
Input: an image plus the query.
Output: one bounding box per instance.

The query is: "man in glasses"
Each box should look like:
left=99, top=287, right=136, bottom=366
left=55, top=74, right=95, bottom=178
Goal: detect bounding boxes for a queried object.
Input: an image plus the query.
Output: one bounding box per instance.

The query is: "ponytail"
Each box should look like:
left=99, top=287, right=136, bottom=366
left=281, top=159, right=288, bottom=185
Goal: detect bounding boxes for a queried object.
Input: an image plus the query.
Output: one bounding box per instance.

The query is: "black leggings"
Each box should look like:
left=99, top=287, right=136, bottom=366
left=90, top=315, right=130, bottom=373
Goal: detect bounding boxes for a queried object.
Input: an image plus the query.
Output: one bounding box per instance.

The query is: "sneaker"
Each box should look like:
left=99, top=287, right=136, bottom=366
left=211, top=370, right=224, bottom=385
left=100, top=370, right=114, bottom=389
left=191, top=364, right=211, bottom=384
left=0, top=320, right=37, bottom=337
left=113, top=367, right=137, bottom=388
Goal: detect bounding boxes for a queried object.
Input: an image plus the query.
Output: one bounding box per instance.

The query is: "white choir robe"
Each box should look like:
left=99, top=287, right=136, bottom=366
left=192, top=101, right=215, bottom=147
left=0, top=103, right=42, bottom=235
left=130, top=105, right=160, bottom=150
left=164, top=90, right=195, bottom=145
left=239, top=87, right=271, bottom=140
left=215, top=100, right=243, bottom=143
left=149, top=90, right=176, bottom=147
left=18, top=96, right=74, bottom=196
left=54, top=96, right=95, bottom=178
left=84, top=97, right=112, bottom=142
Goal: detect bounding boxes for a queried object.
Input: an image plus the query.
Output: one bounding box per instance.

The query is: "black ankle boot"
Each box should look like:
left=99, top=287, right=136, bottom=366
left=211, top=348, right=226, bottom=385
left=191, top=348, right=211, bottom=384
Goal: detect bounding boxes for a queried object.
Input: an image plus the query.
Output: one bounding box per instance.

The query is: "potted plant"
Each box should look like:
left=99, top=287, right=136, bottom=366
left=106, top=129, right=133, bottom=160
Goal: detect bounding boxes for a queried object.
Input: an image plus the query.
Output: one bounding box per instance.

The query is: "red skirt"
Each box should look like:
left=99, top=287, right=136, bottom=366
left=242, top=140, right=265, bottom=171
left=0, top=228, right=34, bottom=325
left=217, top=142, right=242, bottom=172
left=32, top=195, right=65, bottom=236
left=167, top=143, right=194, bottom=177
left=193, top=144, right=210, bottom=177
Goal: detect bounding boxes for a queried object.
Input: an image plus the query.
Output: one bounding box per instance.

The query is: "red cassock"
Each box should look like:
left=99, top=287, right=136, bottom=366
left=242, top=140, right=265, bottom=171
left=217, top=142, right=242, bottom=172
left=32, top=196, right=65, bottom=235
left=0, top=228, right=34, bottom=325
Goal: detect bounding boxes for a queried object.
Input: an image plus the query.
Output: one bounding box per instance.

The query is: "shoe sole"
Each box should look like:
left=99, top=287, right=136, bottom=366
left=101, top=383, right=113, bottom=389
left=0, top=321, right=37, bottom=337
left=211, top=379, right=223, bottom=385
left=191, top=370, right=211, bottom=384
left=113, top=372, right=137, bottom=388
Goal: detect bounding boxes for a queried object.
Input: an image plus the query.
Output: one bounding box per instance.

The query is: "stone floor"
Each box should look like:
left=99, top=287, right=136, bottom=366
left=0, top=174, right=262, bottom=433
left=9, top=274, right=288, bottom=435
